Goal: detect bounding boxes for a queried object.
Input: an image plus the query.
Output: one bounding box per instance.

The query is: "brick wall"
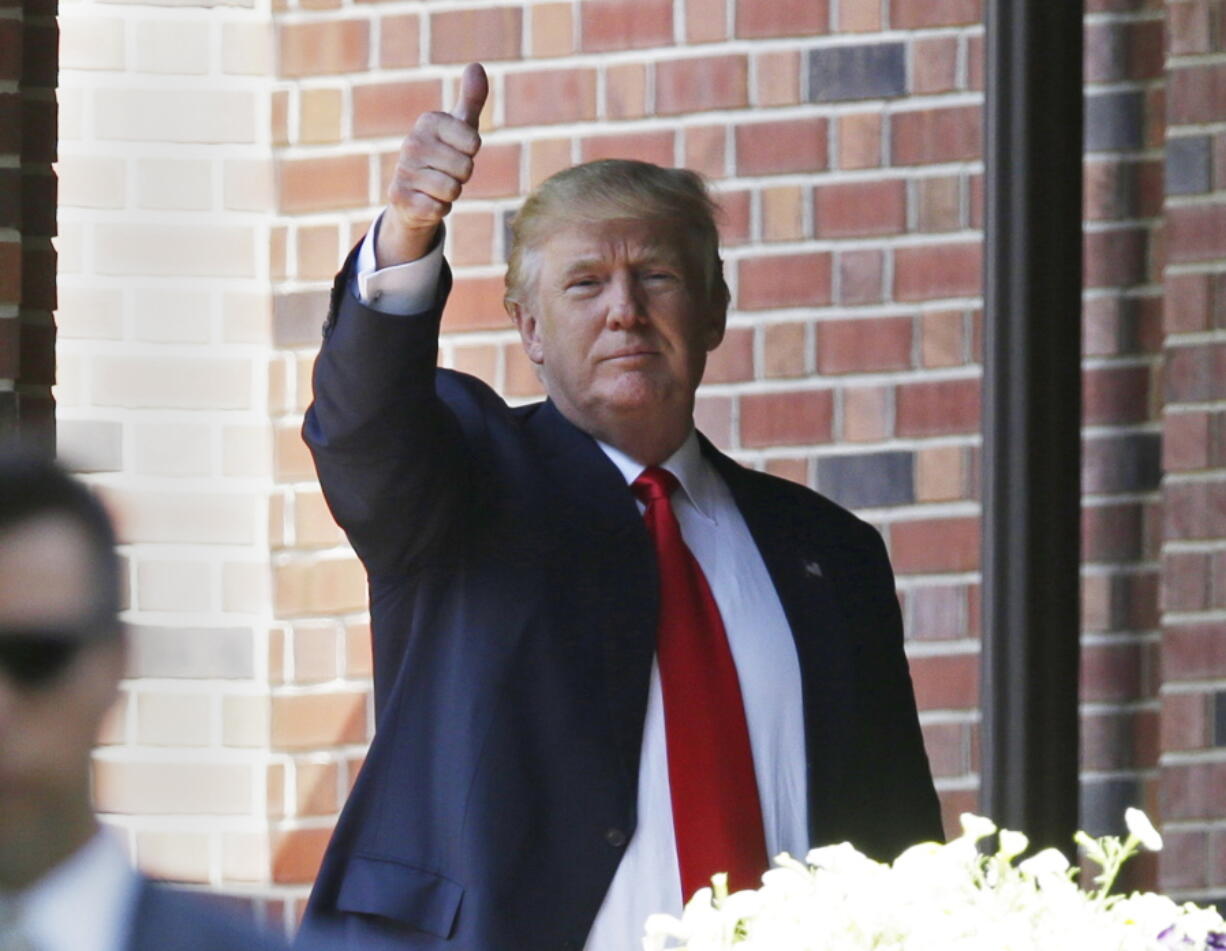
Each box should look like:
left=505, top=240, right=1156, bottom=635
left=50, top=0, right=1226, bottom=925
left=2, top=0, right=57, bottom=452
left=1157, top=0, right=1226, bottom=906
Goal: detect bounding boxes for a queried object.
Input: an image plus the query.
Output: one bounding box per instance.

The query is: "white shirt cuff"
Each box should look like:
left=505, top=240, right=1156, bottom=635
left=354, top=214, right=445, bottom=315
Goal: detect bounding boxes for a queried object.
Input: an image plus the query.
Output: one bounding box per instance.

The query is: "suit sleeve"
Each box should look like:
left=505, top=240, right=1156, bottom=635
left=302, top=252, right=474, bottom=578
left=844, top=524, right=945, bottom=856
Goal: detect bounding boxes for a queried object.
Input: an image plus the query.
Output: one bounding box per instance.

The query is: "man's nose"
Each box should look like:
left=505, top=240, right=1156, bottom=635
left=604, top=273, right=647, bottom=329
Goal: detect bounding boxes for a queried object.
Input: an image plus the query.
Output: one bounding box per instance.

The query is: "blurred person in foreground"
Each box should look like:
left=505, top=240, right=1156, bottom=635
left=0, top=452, right=290, bottom=951
left=301, top=62, right=942, bottom=951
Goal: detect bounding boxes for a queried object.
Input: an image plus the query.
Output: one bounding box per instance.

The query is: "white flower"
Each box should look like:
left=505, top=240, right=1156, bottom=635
left=1125, top=807, right=1164, bottom=851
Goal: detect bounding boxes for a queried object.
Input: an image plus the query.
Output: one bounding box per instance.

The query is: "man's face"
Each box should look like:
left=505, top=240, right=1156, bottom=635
left=509, top=217, right=726, bottom=450
left=0, top=516, right=122, bottom=888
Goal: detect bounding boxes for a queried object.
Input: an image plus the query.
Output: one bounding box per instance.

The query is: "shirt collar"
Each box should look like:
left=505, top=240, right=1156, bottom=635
left=8, top=827, right=140, bottom=951
left=595, top=430, right=719, bottom=524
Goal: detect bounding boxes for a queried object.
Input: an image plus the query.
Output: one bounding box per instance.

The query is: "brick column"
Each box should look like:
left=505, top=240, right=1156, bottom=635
left=1, top=0, right=57, bottom=452
left=1157, top=0, right=1226, bottom=907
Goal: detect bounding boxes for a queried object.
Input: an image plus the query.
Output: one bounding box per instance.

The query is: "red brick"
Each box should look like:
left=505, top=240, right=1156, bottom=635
left=605, top=62, right=648, bottom=120
left=891, top=0, right=981, bottom=27
left=656, top=55, right=748, bottom=115
left=504, top=344, right=545, bottom=398
left=506, top=68, right=597, bottom=126
left=1159, top=829, right=1209, bottom=890
left=740, top=390, right=834, bottom=447
left=0, top=19, right=20, bottom=82
left=0, top=318, right=17, bottom=378
left=694, top=395, right=733, bottom=446
left=703, top=327, right=753, bottom=383
left=763, top=457, right=810, bottom=486
left=532, top=3, right=575, bottom=57
left=1166, top=202, right=1226, bottom=265
left=762, top=323, right=808, bottom=378
left=921, top=721, right=968, bottom=777
left=839, top=0, right=882, bottom=32
left=837, top=249, right=884, bottom=305
left=911, top=36, right=959, bottom=94
left=1162, top=762, right=1226, bottom=820
left=353, top=80, right=442, bottom=139
left=921, top=310, right=965, bottom=367
left=430, top=8, right=522, bottom=63
left=842, top=385, right=891, bottom=442
left=1081, top=642, right=1143, bottom=703
left=686, top=0, right=727, bottom=42
left=683, top=125, right=727, bottom=179
left=1169, top=0, right=1212, bottom=56
left=890, top=517, right=979, bottom=574
left=896, top=378, right=980, bottom=436
left=379, top=14, right=420, bottom=69
left=452, top=342, right=498, bottom=383
left=19, top=245, right=54, bottom=311
left=817, top=317, right=910, bottom=374
left=440, top=276, right=508, bottom=332
left=1164, top=343, right=1226, bottom=403
left=1082, top=365, right=1151, bottom=425
left=580, top=0, right=673, bottom=51
left=579, top=130, right=674, bottom=167
left=754, top=50, right=801, bottom=106
left=1161, top=692, right=1208, bottom=752
left=908, top=652, right=979, bottom=710
left=465, top=143, right=521, bottom=198
left=528, top=138, right=574, bottom=187
left=914, top=176, right=962, bottom=232
left=736, top=0, right=829, bottom=37
left=717, top=189, right=751, bottom=246
left=1165, top=273, right=1213, bottom=334
left=735, top=118, right=828, bottom=176
left=894, top=242, right=982, bottom=302
left=19, top=98, right=55, bottom=165
left=814, top=180, right=905, bottom=238
left=272, top=828, right=332, bottom=884
left=1165, top=480, right=1226, bottom=542
left=737, top=252, right=832, bottom=310
left=271, top=692, right=367, bottom=750
left=277, top=20, right=369, bottom=77
left=1082, top=501, right=1146, bottom=562
left=907, top=584, right=968, bottom=641
left=448, top=210, right=496, bottom=267
left=838, top=113, right=883, bottom=169
left=1081, top=708, right=1158, bottom=771
left=892, top=106, right=982, bottom=165
left=1169, top=63, right=1226, bottom=124
left=277, top=155, right=368, bottom=213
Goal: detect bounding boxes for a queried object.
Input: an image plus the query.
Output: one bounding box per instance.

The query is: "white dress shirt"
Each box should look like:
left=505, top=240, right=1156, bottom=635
left=0, top=829, right=140, bottom=951
left=353, top=222, right=809, bottom=951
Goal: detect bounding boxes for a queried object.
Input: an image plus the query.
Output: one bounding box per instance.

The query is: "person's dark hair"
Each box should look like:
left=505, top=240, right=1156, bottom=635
left=0, top=450, right=122, bottom=631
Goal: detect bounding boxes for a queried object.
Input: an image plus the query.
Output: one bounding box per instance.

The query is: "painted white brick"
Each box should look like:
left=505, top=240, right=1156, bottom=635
left=94, top=88, right=257, bottom=144
left=56, top=286, right=124, bottom=339
left=137, top=559, right=214, bottom=613
left=221, top=21, right=272, bottom=76
left=131, top=421, right=213, bottom=477
left=130, top=288, right=213, bottom=344
left=134, top=159, right=214, bottom=212
left=56, top=156, right=126, bottom=209
left=58, top=16, right=125, bottom=71
left=134, top=19, right=212, bottom=75
left=94, top=223, right=256, bottom=278
left=91, top=354, right=253, bottom=409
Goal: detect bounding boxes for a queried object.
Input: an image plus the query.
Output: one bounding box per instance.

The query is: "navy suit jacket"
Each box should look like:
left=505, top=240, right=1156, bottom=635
left=127, top=879, right=287, bottom=951
left=300, top=257, right=942, bottom=951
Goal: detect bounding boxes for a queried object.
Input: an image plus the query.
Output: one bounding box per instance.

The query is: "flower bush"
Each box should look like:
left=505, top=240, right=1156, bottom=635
left=643, top=809, right=1226, bottom=951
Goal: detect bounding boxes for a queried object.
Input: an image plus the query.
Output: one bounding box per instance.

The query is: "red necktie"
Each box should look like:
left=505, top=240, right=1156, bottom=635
left=632, top=466, right=768, bottom=899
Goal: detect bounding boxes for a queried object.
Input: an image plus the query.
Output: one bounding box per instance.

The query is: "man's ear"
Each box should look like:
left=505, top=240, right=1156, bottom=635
left=506, top=299, right=545, bottom=365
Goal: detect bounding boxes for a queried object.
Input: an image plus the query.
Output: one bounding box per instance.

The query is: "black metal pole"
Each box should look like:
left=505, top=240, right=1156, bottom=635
left=980, top=0, right=1084, bottom=855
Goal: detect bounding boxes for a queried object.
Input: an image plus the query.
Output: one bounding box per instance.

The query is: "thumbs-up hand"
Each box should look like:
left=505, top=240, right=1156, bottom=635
left=377, top=62, right=489, bottom=268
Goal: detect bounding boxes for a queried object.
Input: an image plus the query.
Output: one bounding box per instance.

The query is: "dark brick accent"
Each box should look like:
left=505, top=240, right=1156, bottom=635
left=1166, top=135, right=1213, bottom=196
left=1082, top=432, right=1161, bottom=494
left=1215, top=691, right=1226, bottom=747
left=0, top=391, right=16, bottom=441
left=1085, top=91, right=1144, bottom=152
left=1079, top=777, right=1141, bottom=837
left=807, top=43, right=906, bottom=103
left=816, top=451, right=913, bottom=509
left=273, top=290, right=331, bottom=346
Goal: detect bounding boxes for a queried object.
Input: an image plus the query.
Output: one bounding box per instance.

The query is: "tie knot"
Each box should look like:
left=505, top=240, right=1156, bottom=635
left=632, top=466, right=679, bottom=505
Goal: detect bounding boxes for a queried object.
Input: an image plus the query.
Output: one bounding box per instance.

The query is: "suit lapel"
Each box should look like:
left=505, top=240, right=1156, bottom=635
left=702, top=438, right=855, bottom=846
left=525, top=400, right=660, bottom=799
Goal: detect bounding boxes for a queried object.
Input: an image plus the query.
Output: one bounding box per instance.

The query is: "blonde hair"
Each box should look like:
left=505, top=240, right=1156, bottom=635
left=504, top=159, right=730, bottom=312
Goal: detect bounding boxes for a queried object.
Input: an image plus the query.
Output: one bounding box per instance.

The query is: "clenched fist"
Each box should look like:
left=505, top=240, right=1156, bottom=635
left=376, top=62, right=489, bottom=269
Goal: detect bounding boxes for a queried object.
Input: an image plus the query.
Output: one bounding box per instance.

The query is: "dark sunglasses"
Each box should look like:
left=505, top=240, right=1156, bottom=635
left=0, top=629, right=106, bottom=689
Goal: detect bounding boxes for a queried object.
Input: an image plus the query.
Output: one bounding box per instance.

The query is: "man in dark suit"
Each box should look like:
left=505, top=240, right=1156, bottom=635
left=302, top=61, right=942, bottom=951
left=0, top=453, right=289, bottom=951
